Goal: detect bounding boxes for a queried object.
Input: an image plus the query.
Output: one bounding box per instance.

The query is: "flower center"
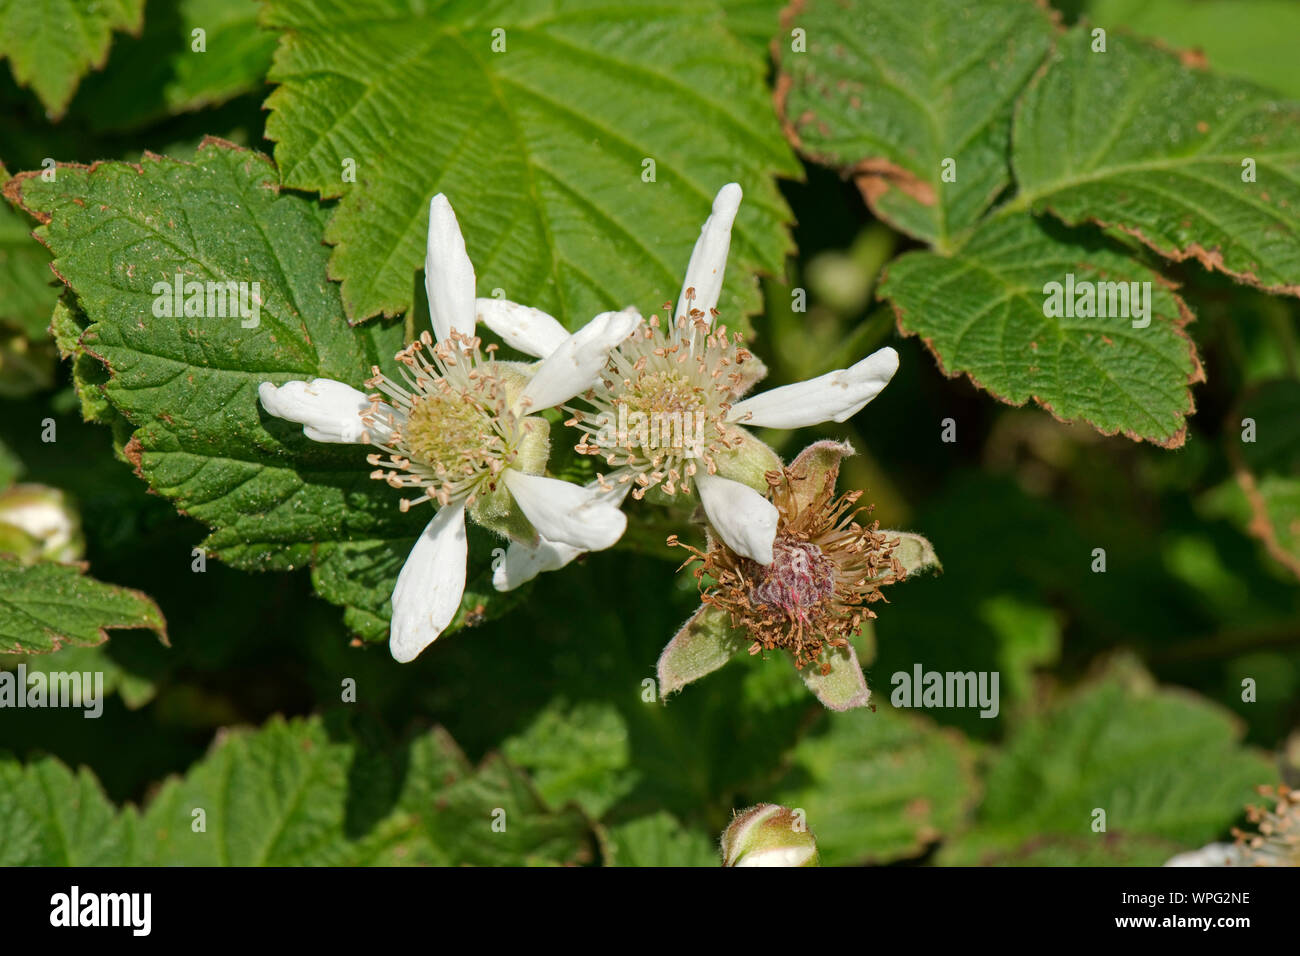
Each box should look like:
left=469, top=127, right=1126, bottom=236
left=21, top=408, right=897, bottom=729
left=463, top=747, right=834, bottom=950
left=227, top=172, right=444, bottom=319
left=746, top=538, right=836, bottom=622
left=568, top=314, right=758, bottom=497
left=402, top=387, right=505, bottom=474
left=362, top=330, right=537, bottom=510
left=623, top=369, right=705, bottom=416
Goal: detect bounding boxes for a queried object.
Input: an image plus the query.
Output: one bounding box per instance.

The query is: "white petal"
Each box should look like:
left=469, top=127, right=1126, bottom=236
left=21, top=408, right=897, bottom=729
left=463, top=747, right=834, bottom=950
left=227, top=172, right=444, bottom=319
left=493, top=536, right=582, bottom=591
left=696, top=472, right=777, bottom=565
left=734, top=846, right=817, bottom=867
left=726, top=347, right=899, bottom=429
left=515, top=308, right=641, bottom=413
left=389, top=503, right=468, bottom=663
left=503, top=470, right=627, bottom=552
left=1164, top=843, right=1246, bottom=867
left=258, top=379, right=388, bottom=444
left=676, top=183, right=742, bottom=324
left=492, top=483, right=630, bottom=591
left=425, top=194, right=477, bottom=343
left=476, top=297, right=569, bottom=358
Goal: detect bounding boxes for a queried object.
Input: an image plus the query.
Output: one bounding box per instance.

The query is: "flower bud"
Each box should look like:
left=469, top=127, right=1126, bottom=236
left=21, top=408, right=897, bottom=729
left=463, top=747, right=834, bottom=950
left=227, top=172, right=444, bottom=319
left=721, top=803, right=819, bottom=867
left=0, top=484, right=84, bottom=563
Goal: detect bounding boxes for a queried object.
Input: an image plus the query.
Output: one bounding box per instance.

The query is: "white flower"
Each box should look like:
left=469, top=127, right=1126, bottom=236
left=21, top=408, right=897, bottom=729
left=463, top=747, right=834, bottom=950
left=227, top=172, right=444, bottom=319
left=259, top=194, right=638, bottom=662
left=479, top=183, right=899, bottom=566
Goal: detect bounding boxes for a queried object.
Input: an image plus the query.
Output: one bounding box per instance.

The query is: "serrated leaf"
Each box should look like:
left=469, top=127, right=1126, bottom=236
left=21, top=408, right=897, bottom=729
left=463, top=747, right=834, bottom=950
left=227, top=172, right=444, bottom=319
left=502, top=699, right=637, bottom=818
left=0, top=556, right=166, bottom=654
left=262, top=0, right=798, bottom=324
left=768, top=705, right=976, bottom=865
left=0, top=0, right=143, bottom=118
left=73, top=0, right=276, bottom=131
left=939, top=663, right=1273, bottom=865
left=0, top=756, right=131, bottom=865
left=4, top=140, right=504, bottom=642
left=880, top=214, right=1204, bottom=447
left=1014, top=27, right=1300, bottom=295
left=607, top=811, right=717, bottom=866
left=50, top=293, right=123, bottom=428
left=1229, top=378, right=1300, bottom=578
left=776, top=0, right=1054, bottom=249
left=0, top=715, right=595, bottom=865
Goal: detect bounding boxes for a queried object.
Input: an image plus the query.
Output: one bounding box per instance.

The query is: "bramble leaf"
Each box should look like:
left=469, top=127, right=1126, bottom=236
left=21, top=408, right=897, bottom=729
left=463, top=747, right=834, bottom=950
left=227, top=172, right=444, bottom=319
left=4, top=140, right=512, bottom=643
left=0, top=194, right=54, bottom=340
left=502, top=699, right=637, bottom=819
left=0, top=0, right=143, bottom=118
left=939, top=663, right=1273, bottom=865
left=0, top=556, right=166, bottom=655
left=880, top=215, right=1204, bottom=447
left=0, top=715, right=595, bottom=865
left=775, top=0, right=1054, bottom=250
left=769, top=705, right=977, bottom=865
left=1085, top=0, right=1300, bottom=98
left=72, top=0, right=276, bottom=131
left=1014, top=28, right=1300, bottom=295
left=262, top=0, right=799, bottom=324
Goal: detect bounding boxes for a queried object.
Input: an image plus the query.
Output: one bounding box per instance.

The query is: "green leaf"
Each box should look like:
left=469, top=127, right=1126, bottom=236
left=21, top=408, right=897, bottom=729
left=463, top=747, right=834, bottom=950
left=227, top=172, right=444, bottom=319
left=769, top=706, right=976, bottom=865
left=502, top=699, right=637, bottom=818
left=775, top=0, right=1054, bottom=249
left=50, top=293, right=125, bottom=432
left=717, top=0, right=784, bottom=51
left=1228, top=379, right=1300, bottom=578
left=606, top=811, right=717, bottom=866
left=0, top=756, right=131, bottom=865
left=262, top=0, right=798, bottom=324
left=1085, top=0, right=1300, bottom=100
left=0, top=197, right=54, bottom=339
left=880, top=214, right=1204, bottom=447
left=1014, top=27, right=1300, bottom=295
left=0, top=0, right=143, bottom=118
left=4, top=140, right=512, bottom=642
left=0, top=714, right=595, bottom=865
left=72, top=0, right=276, bottom=131
left=0, top=556, right=166, bottom=655
left=940, top=662, right=1273, bottom=865
left=978, top=594, right=1061, bottom=705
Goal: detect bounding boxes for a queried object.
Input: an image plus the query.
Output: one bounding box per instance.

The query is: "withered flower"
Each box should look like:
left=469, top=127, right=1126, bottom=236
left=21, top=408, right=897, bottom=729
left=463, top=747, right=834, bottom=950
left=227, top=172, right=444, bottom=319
left=656, top=440, right=938, bottom=711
